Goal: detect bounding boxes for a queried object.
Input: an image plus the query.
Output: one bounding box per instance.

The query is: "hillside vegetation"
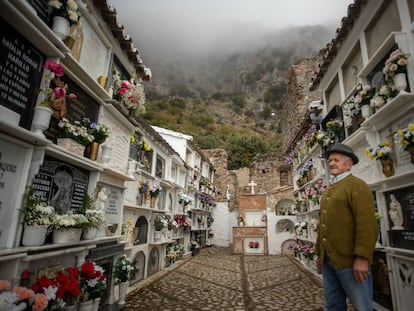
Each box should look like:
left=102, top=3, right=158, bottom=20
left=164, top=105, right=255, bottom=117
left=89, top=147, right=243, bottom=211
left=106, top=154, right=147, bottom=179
left=141, top=25, right=332, bottom=169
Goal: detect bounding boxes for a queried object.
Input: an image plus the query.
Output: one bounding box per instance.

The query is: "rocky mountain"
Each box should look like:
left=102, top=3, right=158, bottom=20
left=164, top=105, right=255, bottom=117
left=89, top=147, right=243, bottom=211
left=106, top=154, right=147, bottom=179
left=141, top=25, right=333, bottom=169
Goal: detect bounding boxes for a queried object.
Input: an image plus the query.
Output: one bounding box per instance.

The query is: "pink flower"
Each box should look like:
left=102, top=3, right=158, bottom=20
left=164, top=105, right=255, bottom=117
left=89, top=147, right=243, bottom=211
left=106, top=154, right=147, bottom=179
left=0, top=279, right=10, bottom=291
left=13, top=286, right=35, bottom=301
left=44, top=60, right=64, bottom=77
left=32, top=293, right=48, bottom=311
left=53, top=87, right=67, bottom=98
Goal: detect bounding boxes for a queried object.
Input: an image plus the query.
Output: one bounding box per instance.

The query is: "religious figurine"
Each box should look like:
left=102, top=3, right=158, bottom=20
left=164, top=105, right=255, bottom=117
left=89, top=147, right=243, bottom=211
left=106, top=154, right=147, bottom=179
left=50, top=77, right=68, bottom=119
left=95, top=187, right=108, bottom=211
left=389, top=194, right=404, bottom=230
left=125, top=219, right=134, bottom=246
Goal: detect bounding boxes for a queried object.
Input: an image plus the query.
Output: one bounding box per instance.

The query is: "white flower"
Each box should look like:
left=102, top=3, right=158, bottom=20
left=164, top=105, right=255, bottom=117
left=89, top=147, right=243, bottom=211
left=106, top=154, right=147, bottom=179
left=370, top=95, right=385, bottom=108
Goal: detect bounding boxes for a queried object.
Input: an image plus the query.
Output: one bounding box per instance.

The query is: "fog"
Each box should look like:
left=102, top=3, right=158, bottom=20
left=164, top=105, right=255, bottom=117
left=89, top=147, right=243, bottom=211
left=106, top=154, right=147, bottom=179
left=108, top=0, right=352, bottom=60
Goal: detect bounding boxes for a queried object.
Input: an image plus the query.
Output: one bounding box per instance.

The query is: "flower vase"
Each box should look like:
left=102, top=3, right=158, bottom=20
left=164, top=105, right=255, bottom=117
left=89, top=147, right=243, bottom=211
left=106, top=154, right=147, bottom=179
left=118, top=281, right=129, bottom=305
left=22, top=225, right=48, bottom=246
left=393, top=73, right=407, bottom=93
left=57, top=138, right=86, bottom=157
left=92, top=297, right=101, bottom=311
left=154, top=230, right=161, bottom=242
left=82, top=227, right=98, bottom=240
left=65, top=304, right=78, bottom=311
left=79, top=299, right=94, bottom=311
left=361, top=105, right=372, bottom=120
left=407, top=146, right=414, bottom=165
left=101, top=145, right=112, bottom=166
left=31, top=106, right=52, bottom=138
left=150, top=197, right=157, bottom=208
left=52, top=16, right=70, bottom=40
left=53, top=228, right=82, bottom=244
left=380, top=159, right=394, bottom=177
left=88, top=142, right=99, bottom=161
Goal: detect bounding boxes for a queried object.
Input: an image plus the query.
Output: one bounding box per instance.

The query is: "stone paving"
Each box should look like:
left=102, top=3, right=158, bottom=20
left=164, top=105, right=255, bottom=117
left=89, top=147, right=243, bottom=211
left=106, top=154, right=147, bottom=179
left=124, top=246, right=325, bottom=310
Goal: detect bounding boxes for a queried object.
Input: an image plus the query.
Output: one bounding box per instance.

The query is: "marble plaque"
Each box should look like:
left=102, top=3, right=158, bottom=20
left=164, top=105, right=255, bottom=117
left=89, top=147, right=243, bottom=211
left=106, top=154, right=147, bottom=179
left=0, top=19, right=44, bottom=129
left=104, top=185, right=123, bottom=224
left=0, top=137, right=31, bottom=248
left=78, top=18, right=111, bottom=81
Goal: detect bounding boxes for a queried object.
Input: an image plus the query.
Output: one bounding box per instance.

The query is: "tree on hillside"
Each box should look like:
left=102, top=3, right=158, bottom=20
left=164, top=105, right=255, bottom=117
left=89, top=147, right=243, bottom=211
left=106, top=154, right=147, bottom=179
left=226, top=134, right=268, bottom=170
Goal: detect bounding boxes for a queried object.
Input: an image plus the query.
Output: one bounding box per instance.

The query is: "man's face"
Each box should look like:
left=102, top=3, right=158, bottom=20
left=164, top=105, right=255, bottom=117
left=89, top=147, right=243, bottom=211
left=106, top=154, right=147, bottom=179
left=328, top=152, right=353, bottom=176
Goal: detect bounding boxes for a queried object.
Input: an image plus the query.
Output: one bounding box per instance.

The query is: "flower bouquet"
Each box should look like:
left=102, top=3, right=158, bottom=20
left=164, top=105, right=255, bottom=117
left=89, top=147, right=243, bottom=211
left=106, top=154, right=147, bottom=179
left=52, top=212, right=88, bottom=231
left=20, top=186, right=54, bottom=229
left=395, top=121, right=414, bottom=151
left=113, top=255, right=137, bottom=285
left=383, top=48, right=410, bottom=81
left=80, top=118, right=111, bottom=144
left=48, top=0, right=81, bottom=25
left=178, top=191, right=193, bottom=206
left=0, top=279, right=36, bottom=311
left=79, top=261, right=107, bottom=301
left=149, top=184, right=162, bottom=198
left=57, top=118, right=95, bottom=146
left=31, top=274, right=66, bottom=310
left=365, top=141, right=393, bottom=161
left=111, top=67, right=146, bottom=117
left=153, top=215, right=166, bottom=231
left=354, top=83, right=375, bottom=106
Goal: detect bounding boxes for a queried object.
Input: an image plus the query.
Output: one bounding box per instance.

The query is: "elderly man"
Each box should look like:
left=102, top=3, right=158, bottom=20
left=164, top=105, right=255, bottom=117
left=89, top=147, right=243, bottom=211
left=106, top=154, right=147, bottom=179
left=315, top=143, right=378, bottom=311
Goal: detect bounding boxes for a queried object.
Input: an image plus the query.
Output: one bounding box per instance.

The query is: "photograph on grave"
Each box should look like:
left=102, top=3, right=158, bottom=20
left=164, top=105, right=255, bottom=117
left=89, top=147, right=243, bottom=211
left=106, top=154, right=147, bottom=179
left=385, top=186, right=414, bottom=249
left=32, top=155, right=89, bottom=212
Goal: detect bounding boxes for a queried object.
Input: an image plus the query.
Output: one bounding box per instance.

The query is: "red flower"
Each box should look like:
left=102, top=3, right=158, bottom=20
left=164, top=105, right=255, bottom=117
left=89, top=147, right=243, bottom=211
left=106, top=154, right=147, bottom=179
left=80, top=261, right=95, bottom=279
left=53, top=86, right=67, bottom=98
left=67, top=267, right=79, bottom=277
left=21, top=270, right=30, bottom=279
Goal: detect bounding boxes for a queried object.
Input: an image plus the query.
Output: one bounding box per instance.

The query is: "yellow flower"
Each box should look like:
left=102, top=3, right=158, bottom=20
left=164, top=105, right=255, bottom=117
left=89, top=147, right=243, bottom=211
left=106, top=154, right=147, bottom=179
left=397, top=129, right=404, bottom=137
left=130, top=136, right=135, bottom=143
left=408, top=123, right=414, bottom=131
left=365, top=149, right=374, bottom=160
left=377, top=150, right=384, bottom=158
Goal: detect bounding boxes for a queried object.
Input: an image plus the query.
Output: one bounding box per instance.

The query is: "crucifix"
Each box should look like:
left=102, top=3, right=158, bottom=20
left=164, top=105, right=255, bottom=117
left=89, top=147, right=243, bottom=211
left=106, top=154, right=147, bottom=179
left=248, top=180, right=257, bottom=194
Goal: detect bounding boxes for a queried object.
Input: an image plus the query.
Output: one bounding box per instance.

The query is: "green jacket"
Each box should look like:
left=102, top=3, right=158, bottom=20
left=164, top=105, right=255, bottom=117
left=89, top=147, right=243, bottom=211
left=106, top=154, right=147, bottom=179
left=315, top=174, right=378, bottom=270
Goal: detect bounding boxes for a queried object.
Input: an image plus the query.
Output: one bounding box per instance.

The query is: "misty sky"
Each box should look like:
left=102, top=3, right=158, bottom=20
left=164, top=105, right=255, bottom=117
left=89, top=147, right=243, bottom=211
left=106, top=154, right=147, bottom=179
left=108, top=0, right=354, bottom=60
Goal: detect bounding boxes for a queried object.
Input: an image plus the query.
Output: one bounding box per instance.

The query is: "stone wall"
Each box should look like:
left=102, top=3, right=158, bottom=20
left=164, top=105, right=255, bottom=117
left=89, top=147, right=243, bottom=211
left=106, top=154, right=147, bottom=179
left=279, top=57, right=322, bottom=151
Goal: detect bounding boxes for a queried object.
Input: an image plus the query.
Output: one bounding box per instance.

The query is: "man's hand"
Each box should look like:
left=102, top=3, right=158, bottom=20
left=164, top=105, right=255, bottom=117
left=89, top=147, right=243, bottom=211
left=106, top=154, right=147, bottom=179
left=316, top=257, right=322, bottom=274
left=353, top=256, right=369, bottom=283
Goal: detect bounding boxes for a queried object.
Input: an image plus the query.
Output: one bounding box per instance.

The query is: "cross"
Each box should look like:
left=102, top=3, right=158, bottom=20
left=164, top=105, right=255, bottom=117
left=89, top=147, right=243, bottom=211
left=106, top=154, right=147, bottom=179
left=248, top=181, right=257, bottom=194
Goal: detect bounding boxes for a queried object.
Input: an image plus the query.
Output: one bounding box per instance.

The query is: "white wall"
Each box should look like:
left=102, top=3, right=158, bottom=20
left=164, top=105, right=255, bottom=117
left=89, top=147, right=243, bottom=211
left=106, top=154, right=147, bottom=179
left=211, top=202, right=234, bottom=247
left=267, top=212, right=297, bottom=255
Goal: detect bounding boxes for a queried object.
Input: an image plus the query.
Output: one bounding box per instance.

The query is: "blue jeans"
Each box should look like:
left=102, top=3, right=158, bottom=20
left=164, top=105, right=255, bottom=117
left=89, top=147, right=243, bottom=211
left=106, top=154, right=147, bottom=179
left=322, top=257, right=373, bottom=311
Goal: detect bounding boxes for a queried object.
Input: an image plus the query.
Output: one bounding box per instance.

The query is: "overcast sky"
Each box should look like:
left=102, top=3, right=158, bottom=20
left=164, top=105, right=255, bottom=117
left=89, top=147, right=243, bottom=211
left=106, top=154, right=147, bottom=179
left=108, top=0, right=354, bottom=59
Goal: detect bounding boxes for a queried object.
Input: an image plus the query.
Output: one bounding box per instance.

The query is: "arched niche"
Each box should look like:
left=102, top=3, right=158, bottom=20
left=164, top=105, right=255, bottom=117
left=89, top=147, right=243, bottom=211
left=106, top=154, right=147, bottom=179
left=276, top=199, right=295, bottom=215
left=281, top=239, right=297, bottom=256
left=275, top=219, right=295, bottom=234
left=130, top=251, right=146, bottom=284
left=133, top=216, right=148, bottom=245
left=147, top=247, right=160, bottom=277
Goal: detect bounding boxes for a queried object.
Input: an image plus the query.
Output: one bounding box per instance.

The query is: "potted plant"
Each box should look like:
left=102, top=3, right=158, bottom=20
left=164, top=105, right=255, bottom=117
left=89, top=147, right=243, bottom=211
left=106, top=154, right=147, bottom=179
left=78, top=261, right=106, bottom=309
left=80, top=118, right=111, bottom=160
left=354, top=83, right=375, bottom=119
left=32, top=60, right=76, bottom=138
left=149, top=184, right=162, bottom=208
left=113, top=255, right=137, bottom=304
left=52, top=212, right=88, bottom=244
left=190, top=240, right=200, bottom=256
left=383, top=48, right=410, bottom=91
left=365, top=141, right=394, bottom=177
left=20, top=186, right=54, bottom=246
left=80, top=193, right=106, bottom=240
left=48, top=0, right=81, bottom=39
left=57, top=118, right=95, bottom=156
left=395, top=120, right=414, bottom=164
left=111, top=66, right=146, bottom=117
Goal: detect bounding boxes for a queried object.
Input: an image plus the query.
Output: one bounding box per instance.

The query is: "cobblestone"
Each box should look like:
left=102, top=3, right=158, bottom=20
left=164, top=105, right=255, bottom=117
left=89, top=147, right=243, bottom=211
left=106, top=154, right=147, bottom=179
left=124, top=246, right=325, bottom=310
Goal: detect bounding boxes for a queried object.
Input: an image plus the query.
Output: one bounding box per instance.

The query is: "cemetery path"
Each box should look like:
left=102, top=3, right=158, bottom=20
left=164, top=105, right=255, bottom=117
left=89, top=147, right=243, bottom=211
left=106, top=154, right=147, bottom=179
left=123, top=246, right=325, bottom=311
